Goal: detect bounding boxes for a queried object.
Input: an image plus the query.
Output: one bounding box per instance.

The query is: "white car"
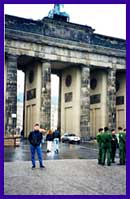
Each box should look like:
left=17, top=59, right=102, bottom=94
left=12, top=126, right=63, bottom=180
left=61, top=133, right=80, bottom=144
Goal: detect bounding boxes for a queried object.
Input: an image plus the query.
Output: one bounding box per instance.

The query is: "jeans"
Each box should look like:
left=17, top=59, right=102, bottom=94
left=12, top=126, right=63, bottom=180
left=53, top=138, right=59, bottom=152
left=30, top=145, right=43, bottom=167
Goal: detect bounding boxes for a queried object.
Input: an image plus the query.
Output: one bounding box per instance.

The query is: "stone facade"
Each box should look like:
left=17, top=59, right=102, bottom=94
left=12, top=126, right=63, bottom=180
left=80, top=66, right=90, bottom=139
left=5, top=15, right=125, bottom=50
left=5, top=54, right=17, bottom=133
left=107, top=67, right=116, bottom=130
left=4, top=14, right=126, bottom=137
left=40, top=62, right=51, bottom=129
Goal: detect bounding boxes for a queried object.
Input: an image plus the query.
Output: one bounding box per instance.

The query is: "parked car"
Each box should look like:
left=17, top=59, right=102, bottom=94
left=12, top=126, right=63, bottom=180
left=61, top=133, right=80, bottom=144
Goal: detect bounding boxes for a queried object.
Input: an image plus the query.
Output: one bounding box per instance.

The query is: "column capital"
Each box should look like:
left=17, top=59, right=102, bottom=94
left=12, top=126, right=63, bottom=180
left=41, top=59, right=51, bottom=65
left=111, top=57, right=117, bottom=64
left=41, top=61, right=51, bottom=72
left=107, top=67, right=116, bottom=72
left=80, top=64, right=90, bottom=69
left=6, top=53, right=18, bottom=61
left=107, top=66, right=116, bottom=72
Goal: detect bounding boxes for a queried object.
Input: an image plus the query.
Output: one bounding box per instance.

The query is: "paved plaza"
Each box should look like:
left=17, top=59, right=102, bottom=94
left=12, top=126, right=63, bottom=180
left=4, top=159, right=126, bottom=195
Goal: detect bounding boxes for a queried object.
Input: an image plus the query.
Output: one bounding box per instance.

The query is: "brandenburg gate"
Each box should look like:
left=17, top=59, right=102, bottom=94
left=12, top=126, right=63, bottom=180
left=4, top=5, right=126, bottom=139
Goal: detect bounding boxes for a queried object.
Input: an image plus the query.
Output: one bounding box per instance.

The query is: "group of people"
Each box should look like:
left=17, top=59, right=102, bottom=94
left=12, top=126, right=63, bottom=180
left=28, top=123, right=126, bottom=170
left=28, top=123, right=61, bottom=169
left=96, top=127, right=126, bottom=166
left=45, top=129, right=61, bottom=153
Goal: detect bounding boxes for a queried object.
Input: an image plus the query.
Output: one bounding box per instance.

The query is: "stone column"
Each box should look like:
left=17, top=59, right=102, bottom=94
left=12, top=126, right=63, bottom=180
left=5, top=54, right=17, bottom=134
left=22, top=70, right=26, bottom=138
left=57, top=73, right=62, bottom=129
left=107, top=67, right=116, bottom=130
left=80, top=66, right=90, bottom=140
left=40, top=62, right=51, bottom=130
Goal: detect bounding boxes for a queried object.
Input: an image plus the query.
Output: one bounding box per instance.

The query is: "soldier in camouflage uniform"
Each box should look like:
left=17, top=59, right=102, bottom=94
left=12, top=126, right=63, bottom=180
left=96, top=128, right=104, bottom=164
left=101, top=127, right=112, bottom=166
left=118, top=127, right=126, bottom=165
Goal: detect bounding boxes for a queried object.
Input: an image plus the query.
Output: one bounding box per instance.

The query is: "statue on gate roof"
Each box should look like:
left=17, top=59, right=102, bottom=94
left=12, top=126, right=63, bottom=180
left=48, top=4, right=70, bottom=22
left=54, top=4, right=64, bottom=15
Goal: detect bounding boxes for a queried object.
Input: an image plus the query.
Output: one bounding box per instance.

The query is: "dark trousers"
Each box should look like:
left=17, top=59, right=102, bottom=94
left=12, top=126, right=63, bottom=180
left=98, top=145, right=102, bottom=164
left=30, top=145, right=43, bottom=167
left=111, top=146, right=116, bottom=163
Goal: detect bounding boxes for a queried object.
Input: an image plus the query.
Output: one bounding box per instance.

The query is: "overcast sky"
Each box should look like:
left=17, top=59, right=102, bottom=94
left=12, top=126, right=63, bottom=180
left=4, top=4, right=126, bottom=95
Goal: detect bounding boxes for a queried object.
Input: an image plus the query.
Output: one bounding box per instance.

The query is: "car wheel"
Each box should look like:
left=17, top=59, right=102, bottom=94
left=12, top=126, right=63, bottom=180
left=77, top=141, right=80, bottom=144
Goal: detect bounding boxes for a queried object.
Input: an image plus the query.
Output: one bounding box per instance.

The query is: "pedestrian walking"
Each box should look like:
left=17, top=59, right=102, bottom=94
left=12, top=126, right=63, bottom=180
left=28, top=123, right=45, bottom=169
left=53, top=127, right=61, bottom=153
left=46, top=130, right=53, bottom=152
left=118, top=127, right=126, bottom=165
left=101, top=127, right=112, bottom=166
left=96, top=128, right=103, bottom=164
left=111, top=129, right=118, bottom=163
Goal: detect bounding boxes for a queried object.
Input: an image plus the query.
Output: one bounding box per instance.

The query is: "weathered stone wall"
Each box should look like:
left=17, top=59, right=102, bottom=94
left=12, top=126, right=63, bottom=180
left=116, top=71, right=126, bottom=129
left=80, top=66, right=90, bottom=139
left=5, top=15, right=125, bottom=50
left=40, top=62, right=51, bottom=129
left=5, top=54, right=17, bottom=133
left=24, top=61, right=42, bottom=136
left=5, top=37, right=126, bottom=72
left=107, top=67, right=116, bottom=130
left=90, top=70, right=108, bottom=137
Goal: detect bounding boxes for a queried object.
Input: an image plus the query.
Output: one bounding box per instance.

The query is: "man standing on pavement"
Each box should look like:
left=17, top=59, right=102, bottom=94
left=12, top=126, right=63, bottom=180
left=118, top=127, right=126, bottom=165
left=101, top=127, right=112, bottom=166
left=28, top=123, right=45, bottom=169
left=96, top=128, right=104, bottom=164
left=111, top=129, right=118, bottom=163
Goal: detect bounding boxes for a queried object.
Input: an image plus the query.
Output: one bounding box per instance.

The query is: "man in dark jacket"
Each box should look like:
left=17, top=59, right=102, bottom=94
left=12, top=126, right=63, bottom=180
left=28, top=123, right=45, bottom=169
left=111, top=129, right=118, bottom=163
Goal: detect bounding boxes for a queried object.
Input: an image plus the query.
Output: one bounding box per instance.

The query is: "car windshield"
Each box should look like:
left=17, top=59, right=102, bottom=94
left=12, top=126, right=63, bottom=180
left=64, top=134, right=68, bottom=136
left=68, top=134, right=75, bottom=136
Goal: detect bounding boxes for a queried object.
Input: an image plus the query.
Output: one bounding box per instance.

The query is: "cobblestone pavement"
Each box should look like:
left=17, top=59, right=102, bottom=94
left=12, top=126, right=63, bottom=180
left=4, top=159, right=126, bottom=195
